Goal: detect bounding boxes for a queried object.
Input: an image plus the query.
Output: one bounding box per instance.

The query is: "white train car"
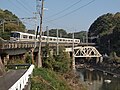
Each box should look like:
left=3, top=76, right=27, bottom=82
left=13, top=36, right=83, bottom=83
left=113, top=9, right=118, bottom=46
left=10, top=31, right=80, bottom=44
left=10, top=31, right=35, bottom=41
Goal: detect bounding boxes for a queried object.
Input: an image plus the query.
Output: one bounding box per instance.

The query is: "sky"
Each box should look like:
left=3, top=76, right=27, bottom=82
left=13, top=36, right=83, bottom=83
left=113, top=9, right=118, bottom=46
left=0, top=0, right=120, bottom=33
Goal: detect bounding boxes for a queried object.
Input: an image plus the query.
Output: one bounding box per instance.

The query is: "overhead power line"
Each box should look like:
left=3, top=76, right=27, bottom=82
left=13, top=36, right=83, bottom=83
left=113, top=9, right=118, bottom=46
left=8, top=0, right=32, bottom=16
left=47, top=0, right=96, bottom=22
left=46, top=0, right=82, bottom=19
left=15, top=0, right=32, bottom=14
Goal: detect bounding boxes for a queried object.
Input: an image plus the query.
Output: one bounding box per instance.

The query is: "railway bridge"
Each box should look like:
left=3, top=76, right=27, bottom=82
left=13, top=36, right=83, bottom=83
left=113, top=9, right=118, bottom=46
left=0, top=37, right=80, bottom=64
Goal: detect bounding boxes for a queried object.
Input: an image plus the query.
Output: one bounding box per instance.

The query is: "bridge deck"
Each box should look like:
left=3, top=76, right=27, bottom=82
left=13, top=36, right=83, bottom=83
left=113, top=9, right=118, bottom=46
left=0, top=69, right=26, bottom=90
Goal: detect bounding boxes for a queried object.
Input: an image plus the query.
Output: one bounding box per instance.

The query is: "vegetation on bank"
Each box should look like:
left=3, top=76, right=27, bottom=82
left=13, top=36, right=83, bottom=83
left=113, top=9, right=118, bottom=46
left=31, top=68, right=86, bottom=90
left=31, top=68, right=71, bottom=90
left=30, top=45, right=86, bottom=90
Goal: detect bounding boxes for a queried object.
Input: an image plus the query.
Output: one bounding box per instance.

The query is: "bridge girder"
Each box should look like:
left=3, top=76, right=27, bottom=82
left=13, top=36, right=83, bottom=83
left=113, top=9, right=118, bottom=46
left=66, top=46, right=102, bottom=58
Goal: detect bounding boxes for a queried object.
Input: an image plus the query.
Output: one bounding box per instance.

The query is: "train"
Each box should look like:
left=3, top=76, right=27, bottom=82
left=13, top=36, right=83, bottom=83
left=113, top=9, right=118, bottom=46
left=10, top=31, right=80, bottom=44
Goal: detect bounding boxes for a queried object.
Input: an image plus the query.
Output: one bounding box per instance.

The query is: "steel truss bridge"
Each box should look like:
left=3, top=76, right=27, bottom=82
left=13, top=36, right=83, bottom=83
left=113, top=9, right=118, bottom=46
left=66, top=46, right=102, bottom=58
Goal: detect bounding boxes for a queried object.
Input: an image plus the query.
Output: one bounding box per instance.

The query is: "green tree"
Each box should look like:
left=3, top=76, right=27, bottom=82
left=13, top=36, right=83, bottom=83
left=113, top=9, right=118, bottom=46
left=42, top=44, right=55, bottom=70
left=42, top=45, right=71, bottom=73
left=25, top=53, right=32, bottom=64
left=53, top=47, right=71, bottom=73
left=88, top=12, right=120, bottom=56
left=44, top=29, right=68, bottom=38
left=0, top=9, right=25, bottom=39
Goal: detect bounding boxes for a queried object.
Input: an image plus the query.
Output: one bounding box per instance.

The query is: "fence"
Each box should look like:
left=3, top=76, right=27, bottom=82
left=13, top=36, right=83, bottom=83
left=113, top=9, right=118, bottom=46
left=9, top=64, right=34, bottom=90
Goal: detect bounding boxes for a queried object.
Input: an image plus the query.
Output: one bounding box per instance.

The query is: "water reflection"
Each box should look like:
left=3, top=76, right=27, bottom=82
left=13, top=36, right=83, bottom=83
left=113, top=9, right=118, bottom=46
left=77, top=69, right=120, bottom=90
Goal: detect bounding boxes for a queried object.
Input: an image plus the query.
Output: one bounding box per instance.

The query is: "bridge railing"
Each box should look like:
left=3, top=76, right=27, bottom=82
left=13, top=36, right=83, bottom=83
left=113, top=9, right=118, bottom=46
left=0, top=41, right=35, bottom=49
left=9, top=64, right=34, bottom=90
left=0, top=40, right=79, bottom=50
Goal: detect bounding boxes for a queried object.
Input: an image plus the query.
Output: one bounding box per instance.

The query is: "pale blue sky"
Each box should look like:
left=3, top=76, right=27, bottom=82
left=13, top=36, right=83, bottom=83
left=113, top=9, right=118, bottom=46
left=0, top=0, right=120, bottom=32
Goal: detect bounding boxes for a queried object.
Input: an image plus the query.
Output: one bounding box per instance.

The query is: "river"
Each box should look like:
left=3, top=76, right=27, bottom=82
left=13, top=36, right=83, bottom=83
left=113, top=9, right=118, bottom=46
left=76, top=68, right=120, bottom=90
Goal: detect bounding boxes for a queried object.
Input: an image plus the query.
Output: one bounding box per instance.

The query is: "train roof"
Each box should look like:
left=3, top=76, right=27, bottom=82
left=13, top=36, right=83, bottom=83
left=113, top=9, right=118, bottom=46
left=11, top=31, right=35, bottom=36
left=11, top=31, right=80, bottom=40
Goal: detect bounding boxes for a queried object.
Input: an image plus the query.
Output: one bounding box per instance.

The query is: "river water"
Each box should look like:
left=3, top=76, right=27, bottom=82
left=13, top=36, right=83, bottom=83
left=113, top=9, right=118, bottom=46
left=77, top=68, right=120, bottom=90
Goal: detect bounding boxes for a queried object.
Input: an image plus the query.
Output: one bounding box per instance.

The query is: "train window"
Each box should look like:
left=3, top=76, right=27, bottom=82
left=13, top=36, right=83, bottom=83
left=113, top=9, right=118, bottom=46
left=23, top=35, right=27, bottom=38
left=42, top=37, right=45, bottom=40
left=11, top=33, right=20, bottom=38
left=59, top=39, right=62, bottom=41
left=53, top=39, right=56, bottom=41
left=29, top=36, right=33, bottom=39
left=49, top=38, right=52, bottom=41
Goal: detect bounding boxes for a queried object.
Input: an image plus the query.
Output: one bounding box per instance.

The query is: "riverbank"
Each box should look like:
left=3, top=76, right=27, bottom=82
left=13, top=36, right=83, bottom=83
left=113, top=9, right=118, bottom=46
left=76, top=63, right=120, bottom=78
left=31, top=68, right=86, bottom=90
left=93, top=66, right=120, bottom=77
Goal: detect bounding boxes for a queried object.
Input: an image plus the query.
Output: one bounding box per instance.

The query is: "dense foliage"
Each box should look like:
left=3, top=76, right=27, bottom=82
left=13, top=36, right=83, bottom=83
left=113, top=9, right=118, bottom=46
left=0, top=9, right=25, bottom=39
left=42, top=44, right=71, bottom=73
left=88, top=12, right=120, bottom=57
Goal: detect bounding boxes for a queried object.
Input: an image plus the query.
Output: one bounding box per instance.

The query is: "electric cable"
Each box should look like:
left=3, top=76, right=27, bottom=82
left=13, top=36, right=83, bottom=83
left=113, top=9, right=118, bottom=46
left=47, top=0, right=96, bottom=22
left=46, top=0, right=82, bottom=19
left=8, top=0, right=32, bottom=16
left=15, top=0, right=33, bottom=15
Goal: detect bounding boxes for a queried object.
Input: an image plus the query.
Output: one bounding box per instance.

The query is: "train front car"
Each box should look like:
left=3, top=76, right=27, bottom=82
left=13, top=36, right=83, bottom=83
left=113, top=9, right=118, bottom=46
left=10, top=31, right=36, bottom=42
left=10, top=31, right=21, bottom=41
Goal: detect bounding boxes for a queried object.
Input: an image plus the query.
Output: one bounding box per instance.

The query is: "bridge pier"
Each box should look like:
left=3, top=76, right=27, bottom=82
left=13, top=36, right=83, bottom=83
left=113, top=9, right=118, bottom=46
left=30, top=48, right=34, bottom=64
left=96, top=56, right=103, bottom=63
left=0, top=55, right=5, bottom=76
left=72, top=52, right=76, bottom=70
left=96, top=57, right=99, bottom=63
left=3, top=54, right=9, bottom=65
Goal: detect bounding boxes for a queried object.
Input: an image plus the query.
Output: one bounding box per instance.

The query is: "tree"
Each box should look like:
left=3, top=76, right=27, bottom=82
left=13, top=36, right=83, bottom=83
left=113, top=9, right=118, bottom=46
left=42, top=43, right=55, bottom=70
left=0, top=9, right=25, bottom=39
left=111, top=23, right=120, bottom=56
left=44, top=29, right=68, bottom=38
left=53, top=47, right=71, bottom=73
left=88, top=12, right=120, bottom=56
left=42, top=45, right=72, bottom=73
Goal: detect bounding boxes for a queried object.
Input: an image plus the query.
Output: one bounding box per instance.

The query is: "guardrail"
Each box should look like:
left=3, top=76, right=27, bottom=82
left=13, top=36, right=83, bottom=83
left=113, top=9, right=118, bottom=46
left=9, top=64, right=34, bottom=90
left=5, top=64, right=31, bottom=69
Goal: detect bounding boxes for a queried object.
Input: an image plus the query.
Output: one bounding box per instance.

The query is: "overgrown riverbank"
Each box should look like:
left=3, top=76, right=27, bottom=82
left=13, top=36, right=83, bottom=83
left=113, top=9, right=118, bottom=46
left=31, top=68, right=86, bottom=90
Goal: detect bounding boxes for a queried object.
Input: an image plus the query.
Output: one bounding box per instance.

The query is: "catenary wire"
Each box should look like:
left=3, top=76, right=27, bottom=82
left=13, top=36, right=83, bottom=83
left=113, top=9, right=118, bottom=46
left=8, top=0, right=32, bottom=16
left=46, top=0, right=96, bottom=23
left=15, top=0, right=33, bottom=15
left=45, top=0, right=83, bottom=19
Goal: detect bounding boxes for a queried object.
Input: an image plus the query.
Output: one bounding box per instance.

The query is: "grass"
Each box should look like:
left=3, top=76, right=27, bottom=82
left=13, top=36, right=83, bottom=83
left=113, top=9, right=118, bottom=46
left=31, top=68, right=71, bottom=90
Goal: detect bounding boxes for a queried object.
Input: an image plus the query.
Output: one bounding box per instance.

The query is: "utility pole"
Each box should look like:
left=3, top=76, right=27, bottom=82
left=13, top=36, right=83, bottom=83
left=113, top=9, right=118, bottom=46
left=57, top=29, right=59, bottom=55
left=46, top=26, right=49, bottom=43
left=86, top=31, right=88, bottom=44
left=38, top=0, right=44, bottom=68
left=72, top=32, right=75, bottom=70
left=2, top=20, right=4, bottom=33
left=33, top=12, right=38, bottom=48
